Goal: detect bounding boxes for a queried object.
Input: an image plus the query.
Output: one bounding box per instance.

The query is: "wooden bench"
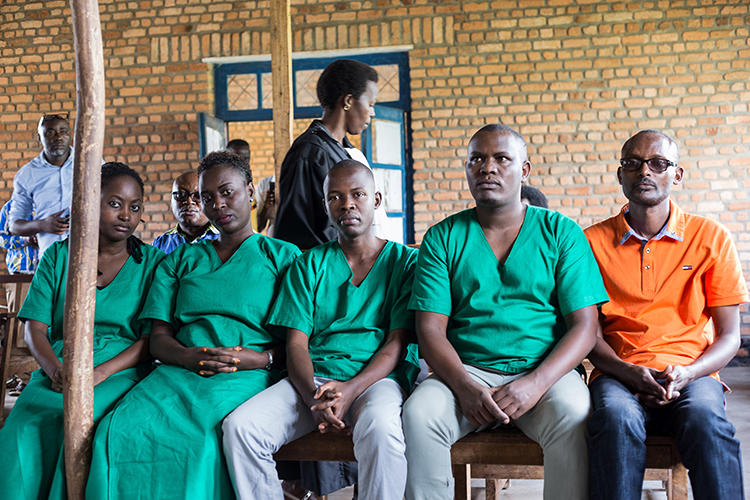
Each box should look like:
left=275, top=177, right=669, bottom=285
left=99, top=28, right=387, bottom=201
left=275, top=426, right=688, bottom=500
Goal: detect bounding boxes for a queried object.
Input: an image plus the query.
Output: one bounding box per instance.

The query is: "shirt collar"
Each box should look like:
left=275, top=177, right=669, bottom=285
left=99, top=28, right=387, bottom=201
left=34, top=147, right=74, bottom=169
left=310, top=120, right=354, bottom=149
left=616, top=200, right=685, bottom=245
left=175, top=223, right=219, bottom=239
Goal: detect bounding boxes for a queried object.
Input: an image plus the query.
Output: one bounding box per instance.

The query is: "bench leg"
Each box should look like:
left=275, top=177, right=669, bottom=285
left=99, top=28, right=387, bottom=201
left=452, top=464, right=471, bottom=500
left=668, top=463, right=689, bottom=500
left=484, top=478, right=508, bottom=500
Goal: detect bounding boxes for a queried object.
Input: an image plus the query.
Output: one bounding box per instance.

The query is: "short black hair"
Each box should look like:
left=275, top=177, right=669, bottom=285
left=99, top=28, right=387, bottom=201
left=521, top=185, right=548, bottom=208
left=102, top=161, right=144, bottom=194
left=101, top=161, right=145, bottom=263
left=226, top=139, right=249, bottom=150
left=316, top=59, right=379, bottom=110
left=621, top=129, right=680, bottom=163
left=198, top=151, right=253, bottom=184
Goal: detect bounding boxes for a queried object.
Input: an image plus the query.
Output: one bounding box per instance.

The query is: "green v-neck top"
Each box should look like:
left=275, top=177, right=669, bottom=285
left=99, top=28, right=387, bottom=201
left=409, top=207, right=608, bottom=374
left=139, top=234, right=300, bottom=350
left=18, top=240, right=165, bottom=366
left=268, top=239, right=420, bottom=391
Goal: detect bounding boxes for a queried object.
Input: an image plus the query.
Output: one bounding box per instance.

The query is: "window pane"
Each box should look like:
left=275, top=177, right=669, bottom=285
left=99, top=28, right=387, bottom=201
left=227, top=74, right=258, bottom=110
left=373, top=64, right=400, bottom=102
left=295, top=69, right=323, bottom=107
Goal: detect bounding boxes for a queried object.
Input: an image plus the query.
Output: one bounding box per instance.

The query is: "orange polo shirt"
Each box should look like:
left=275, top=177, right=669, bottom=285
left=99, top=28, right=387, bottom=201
left=585, top=201, right=748, bottom=381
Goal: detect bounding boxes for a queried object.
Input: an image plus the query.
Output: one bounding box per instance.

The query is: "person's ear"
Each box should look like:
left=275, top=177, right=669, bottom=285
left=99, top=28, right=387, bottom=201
left=521, top=161, right=531, bottom=183
left=342, top=94, right=353, bottom=111
left=373, top=191, right=383, bottom=210
left=672, top=166, right=684, bottom=185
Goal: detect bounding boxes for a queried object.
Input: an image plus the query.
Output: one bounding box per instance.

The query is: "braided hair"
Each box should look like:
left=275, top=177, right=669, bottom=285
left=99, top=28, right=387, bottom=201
left=101, top=162, right=145, bottom=263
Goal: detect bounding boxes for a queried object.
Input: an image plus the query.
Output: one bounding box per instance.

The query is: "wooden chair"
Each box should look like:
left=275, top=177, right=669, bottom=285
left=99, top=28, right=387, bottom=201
left=0, top=274, right=34, bottom=420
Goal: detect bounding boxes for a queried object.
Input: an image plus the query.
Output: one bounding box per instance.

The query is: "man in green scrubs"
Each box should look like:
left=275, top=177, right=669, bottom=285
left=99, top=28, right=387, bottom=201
left=402, top=124, right=608, bottom=500
left=222, top=160, right=419, bottom=500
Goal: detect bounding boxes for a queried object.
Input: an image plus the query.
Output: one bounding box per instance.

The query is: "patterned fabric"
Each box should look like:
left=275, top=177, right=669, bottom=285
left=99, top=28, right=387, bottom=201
left=151, top=224, right=219, bottom=254
left=0, top=200, right=38, bottom=274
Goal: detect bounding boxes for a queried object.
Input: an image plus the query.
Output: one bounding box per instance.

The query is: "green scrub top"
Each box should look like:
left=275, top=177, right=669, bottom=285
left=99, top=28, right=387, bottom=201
left=18, top=239, right=165, bottom=365
left=409, top=207, right=608, bottom=374
left=268, top=240, right=420, bottom=391
left=1, top=240, right=164, bottom=500
left=85, top=234, right=299, bottom=500
left=139, top=233, right=300, bottom=349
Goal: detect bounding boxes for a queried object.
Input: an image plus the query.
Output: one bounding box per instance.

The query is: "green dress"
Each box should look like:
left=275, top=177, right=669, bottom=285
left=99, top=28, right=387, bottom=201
left=0, top=240, right=164, bottom=500
left=268, top=239, right=420, bottom=391
left=85, top=234, right=299, bottom=500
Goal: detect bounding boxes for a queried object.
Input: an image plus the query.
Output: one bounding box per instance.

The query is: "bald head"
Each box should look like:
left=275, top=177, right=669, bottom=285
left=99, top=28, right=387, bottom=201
left=621, top=130, right=679, bottom=164
left=469, top=123, right=528, bottom=163
left=326, top=159, right=375, bottom=189
left=324, top=159, right=381, bottom=239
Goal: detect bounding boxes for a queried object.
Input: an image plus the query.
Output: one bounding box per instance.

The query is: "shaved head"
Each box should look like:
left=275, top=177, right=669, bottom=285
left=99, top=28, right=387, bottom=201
left=622, top=130, right=679, bottom=164
left=325, top=159, right=375, bottom=191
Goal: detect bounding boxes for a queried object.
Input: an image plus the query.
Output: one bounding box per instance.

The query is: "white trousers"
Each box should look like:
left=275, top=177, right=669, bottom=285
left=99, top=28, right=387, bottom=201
left=402, top=366, right=591, bottom=500
left=222, top=376, right=407, bottom=500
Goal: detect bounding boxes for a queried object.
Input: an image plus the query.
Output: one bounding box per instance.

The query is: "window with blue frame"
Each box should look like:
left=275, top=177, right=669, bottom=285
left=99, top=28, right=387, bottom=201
left=214, top=52, right=410, bottom=121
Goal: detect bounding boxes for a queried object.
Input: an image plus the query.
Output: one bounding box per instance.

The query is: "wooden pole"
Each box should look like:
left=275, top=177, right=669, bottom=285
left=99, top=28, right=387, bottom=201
left=270, top=0, right=293, bottom=200
left=64, top=0, right=105, bottom=497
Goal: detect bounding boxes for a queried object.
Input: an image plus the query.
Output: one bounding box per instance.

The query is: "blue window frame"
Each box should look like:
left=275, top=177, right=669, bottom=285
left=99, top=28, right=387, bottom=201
left=214, top=52, right=410, bottom=121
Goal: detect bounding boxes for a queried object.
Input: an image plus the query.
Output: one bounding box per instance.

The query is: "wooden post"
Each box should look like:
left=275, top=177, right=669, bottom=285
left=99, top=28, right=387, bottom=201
left=270, top=0, right=293, bottom=201
left=64, top=0, right=105, bottom=497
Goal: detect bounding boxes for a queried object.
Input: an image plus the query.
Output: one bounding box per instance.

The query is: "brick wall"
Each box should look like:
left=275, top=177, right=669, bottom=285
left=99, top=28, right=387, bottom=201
left=1, top=0, right=749, bottom=332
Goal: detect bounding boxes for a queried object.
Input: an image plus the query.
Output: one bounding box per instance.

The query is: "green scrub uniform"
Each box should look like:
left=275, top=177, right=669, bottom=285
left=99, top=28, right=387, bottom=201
left=409, top=207, right=608, bottom=372
left=268, top=239, right=420, bottom=391
left=85, top=234, right=299, bottom=500
left=0, top=240, right=164, bottom=500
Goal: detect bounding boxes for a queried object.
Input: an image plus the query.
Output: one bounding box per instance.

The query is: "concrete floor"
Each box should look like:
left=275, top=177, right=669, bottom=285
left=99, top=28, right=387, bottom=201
left=4, top=366, right=749, bottom=499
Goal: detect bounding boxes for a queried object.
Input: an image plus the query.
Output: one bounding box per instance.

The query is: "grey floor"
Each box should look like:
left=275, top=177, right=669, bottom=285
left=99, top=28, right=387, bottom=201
left=4, top=366, right=749, bottom=499
left=328, top=366, right=750, bottom=499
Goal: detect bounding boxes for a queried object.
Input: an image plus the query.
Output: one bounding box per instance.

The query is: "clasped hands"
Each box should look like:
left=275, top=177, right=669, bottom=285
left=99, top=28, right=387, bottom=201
left=457, top=376, right=546, bottom=427
left=622, top=363, right=694, bottom=407
left=184, top=346, right=268, bottom=376
left=307, top=380, right=357, bottom=434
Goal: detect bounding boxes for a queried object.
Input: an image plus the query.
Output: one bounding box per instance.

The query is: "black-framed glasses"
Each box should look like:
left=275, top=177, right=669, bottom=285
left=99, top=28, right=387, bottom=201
left=172, top=191, right=201, bottom=203
left=620, top=157, right=676, bottom=174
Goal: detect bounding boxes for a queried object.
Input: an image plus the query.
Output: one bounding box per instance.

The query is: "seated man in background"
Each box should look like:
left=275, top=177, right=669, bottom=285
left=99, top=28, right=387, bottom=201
left=402, top=124, right=608, bottom=500
left=152, top=171, right=218, bottom=254
left=223, top=160, right=419, bottom=500
left=585, top=129, right=747, bottom=500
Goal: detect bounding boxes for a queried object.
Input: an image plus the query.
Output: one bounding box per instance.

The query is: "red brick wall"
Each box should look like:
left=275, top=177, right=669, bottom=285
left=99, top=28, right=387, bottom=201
left=1, top=0, right=749, bottom=332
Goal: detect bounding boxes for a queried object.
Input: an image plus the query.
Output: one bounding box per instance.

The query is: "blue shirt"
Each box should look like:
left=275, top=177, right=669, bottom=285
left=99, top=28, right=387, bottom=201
left=9, top=147, right=74, bottom=257
left=151, top=224, right=220, bottom=254
left=0, top=200, right=38, bottom=274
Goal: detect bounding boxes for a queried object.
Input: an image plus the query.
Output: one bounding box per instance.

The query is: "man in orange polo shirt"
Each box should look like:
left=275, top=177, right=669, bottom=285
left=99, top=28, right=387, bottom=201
left=584, top=129, right=748, bottom=500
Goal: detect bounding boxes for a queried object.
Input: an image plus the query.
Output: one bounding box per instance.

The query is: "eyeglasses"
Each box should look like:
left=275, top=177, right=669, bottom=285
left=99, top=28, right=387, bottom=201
left=620, top=157, right=676, bottom=174
left=171, top=191, right=201, bottom=203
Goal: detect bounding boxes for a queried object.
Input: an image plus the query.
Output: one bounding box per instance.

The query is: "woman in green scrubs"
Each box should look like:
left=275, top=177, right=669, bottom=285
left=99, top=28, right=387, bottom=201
left=0, top=162, right=164, bottom=500
left=86, top=151, right=300, bottom=500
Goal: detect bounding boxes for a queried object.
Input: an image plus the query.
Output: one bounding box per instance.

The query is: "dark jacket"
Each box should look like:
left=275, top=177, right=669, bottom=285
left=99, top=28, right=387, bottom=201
left=274, top=120, right=355, bottom=249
